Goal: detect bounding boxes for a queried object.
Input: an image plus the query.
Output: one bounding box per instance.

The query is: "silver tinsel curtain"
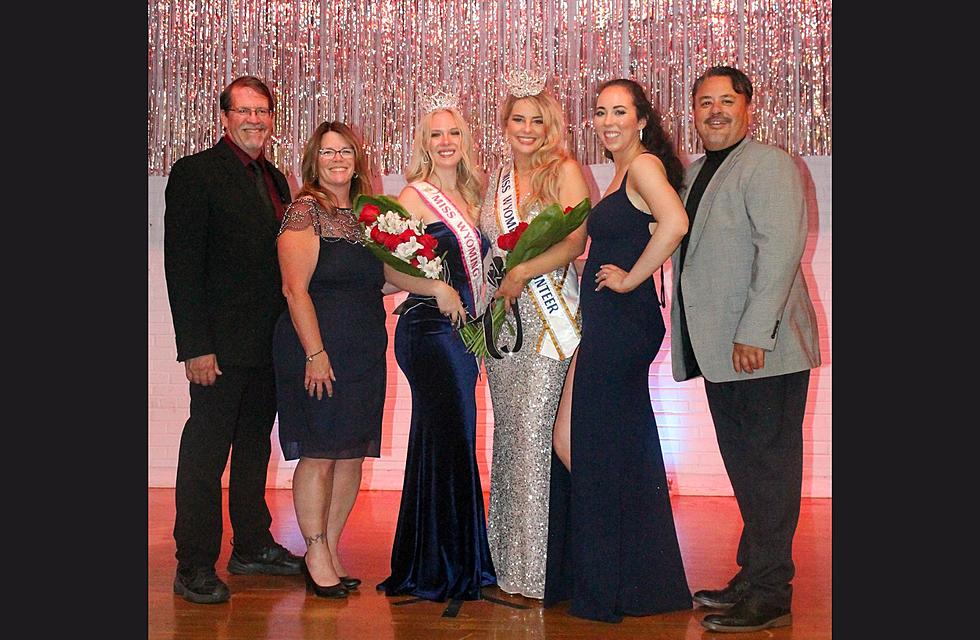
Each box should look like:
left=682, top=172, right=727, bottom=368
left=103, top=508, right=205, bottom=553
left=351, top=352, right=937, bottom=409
left=147, top=0, right=831, bottom=177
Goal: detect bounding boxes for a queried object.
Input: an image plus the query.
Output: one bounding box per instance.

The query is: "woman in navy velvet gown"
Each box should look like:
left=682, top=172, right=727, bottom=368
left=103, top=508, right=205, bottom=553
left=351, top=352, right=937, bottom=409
left=377, top=101, right=496, bottom=602
left=544, top=79, right=692, bottom=622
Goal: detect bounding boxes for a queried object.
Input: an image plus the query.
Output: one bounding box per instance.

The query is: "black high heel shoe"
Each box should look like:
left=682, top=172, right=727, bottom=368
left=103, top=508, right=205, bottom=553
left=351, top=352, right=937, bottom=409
left=301, top=558, right=348, bottom=599
left=339, top=576, right=361, bottom=590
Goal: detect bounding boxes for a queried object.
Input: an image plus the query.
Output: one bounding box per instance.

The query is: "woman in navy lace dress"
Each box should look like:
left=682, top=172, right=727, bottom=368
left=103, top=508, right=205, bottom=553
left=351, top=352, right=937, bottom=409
left=274, top=121, right=385, bottom=598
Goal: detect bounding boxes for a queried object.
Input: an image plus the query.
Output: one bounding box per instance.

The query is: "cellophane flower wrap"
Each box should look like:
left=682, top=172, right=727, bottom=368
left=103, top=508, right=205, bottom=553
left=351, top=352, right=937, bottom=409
left=354, top=194, right=444, bottom=280
left=459, top=197, right=591, bottom=358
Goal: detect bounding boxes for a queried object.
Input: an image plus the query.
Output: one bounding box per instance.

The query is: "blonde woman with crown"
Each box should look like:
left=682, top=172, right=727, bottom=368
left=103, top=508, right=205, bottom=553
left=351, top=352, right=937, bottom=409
left=478, top=72, right=590, bottom=600
left=377, top=93, right=497, bottom=603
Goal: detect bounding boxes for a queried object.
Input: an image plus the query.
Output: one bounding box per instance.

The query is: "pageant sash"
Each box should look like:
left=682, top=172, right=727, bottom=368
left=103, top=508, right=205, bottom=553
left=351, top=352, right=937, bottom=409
left=410, top=181, right=484, bottom=317
left=495, top=166, right=581, bottom=361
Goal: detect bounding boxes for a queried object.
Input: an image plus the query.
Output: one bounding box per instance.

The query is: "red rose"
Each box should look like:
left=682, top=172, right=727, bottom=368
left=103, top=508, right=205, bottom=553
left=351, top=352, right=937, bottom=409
left=370, top=227, right=400, bottom=251
left=359, top=204, right=381, bottom=224
left=398, top=228, right=417, bottom=244
left=383, top=232, right=402, bottom=251
left=497, top=222, right=528, bottom=251
left=417, top=234, right=438, bottom=251
left=563, top=205, right=573, bottom=214
left=418, top=246, right=435, bottom=260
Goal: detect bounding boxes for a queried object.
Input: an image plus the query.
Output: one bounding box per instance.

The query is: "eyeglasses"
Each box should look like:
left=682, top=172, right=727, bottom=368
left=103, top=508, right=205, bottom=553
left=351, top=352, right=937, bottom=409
left=228, top=107, right=273, bottom=117
left=317, top=147, right=356, bottom=159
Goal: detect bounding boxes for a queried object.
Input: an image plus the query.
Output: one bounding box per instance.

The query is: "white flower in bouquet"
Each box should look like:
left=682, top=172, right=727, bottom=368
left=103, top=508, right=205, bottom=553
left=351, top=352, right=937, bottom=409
left=417, top=255, right=443, bottom=279
left=377, top=210, right=409, bottom=234
left=393, top=237, right=424, bottom=261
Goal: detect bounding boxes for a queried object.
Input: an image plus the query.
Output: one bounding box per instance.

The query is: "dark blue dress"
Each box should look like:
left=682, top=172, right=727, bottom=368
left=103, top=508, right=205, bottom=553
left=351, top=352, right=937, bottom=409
left=543, top=172, right=692, bottom=622
left=272, top=202, right=387, bottom=460
left=377, top=220, right=497, bottom=601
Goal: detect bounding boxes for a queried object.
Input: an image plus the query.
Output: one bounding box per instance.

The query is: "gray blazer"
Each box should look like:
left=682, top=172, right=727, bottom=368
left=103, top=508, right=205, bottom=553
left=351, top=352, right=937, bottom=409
left=670, top=138, right=820, bottom=383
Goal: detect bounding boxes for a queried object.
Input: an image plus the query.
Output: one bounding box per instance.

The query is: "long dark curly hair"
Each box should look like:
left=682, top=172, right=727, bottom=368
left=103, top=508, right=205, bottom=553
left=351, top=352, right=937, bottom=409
left=597, top=78, right=685, bottom=194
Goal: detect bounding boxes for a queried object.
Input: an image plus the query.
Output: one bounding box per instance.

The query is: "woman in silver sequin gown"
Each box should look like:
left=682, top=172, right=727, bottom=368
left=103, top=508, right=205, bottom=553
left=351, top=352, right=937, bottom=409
left=478, top=85, right=590, bottom=599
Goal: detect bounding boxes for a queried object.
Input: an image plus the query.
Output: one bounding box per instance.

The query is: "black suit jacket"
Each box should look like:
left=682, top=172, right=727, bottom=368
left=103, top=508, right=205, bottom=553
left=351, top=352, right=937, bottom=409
left=164, top=138, right=290, bottom=367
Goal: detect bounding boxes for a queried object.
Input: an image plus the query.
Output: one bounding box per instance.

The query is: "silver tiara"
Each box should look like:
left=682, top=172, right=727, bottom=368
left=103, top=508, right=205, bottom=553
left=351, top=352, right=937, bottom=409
left=421, top=90, right=459, bottom=114
left=505, top=70, right=547, bottom=98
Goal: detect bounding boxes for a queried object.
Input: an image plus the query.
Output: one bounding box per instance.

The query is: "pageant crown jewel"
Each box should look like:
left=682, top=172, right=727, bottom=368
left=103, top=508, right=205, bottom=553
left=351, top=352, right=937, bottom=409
left=505, top=70, right=547, bottom=98
left=421, top=90, right=460, bottom=114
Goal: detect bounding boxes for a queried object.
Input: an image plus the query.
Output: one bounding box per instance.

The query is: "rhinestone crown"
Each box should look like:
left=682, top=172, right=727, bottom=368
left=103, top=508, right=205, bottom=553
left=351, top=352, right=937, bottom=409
left=421, top=90, right=459, bottom=114
left=505, top=70, right=547, bottom=98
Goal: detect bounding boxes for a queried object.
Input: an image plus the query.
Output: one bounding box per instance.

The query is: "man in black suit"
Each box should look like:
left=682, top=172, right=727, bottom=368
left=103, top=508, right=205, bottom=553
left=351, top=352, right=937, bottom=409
left=165, top=75, right=301, bottom=604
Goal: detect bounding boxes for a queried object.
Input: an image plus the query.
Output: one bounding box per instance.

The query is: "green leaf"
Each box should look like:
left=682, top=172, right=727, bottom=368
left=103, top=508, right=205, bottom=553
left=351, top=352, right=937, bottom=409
left=353, top=193, right=409, bottom=217
left=505, top=197, right=591, bottom=270
left=458, top=297, right=514, bottom=358
left=362, top=241, right=427, bottom=278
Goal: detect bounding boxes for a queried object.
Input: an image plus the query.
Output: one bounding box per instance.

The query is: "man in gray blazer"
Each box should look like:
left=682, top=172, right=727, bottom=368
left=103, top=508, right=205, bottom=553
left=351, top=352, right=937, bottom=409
left=670, top=66, right=821, bottom=633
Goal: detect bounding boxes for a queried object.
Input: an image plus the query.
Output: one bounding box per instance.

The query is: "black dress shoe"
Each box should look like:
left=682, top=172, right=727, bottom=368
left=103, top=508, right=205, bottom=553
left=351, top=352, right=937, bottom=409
left=339, top=576, right=361, bottom=589
left=173, top=566, right=230, bottom=604
left=701, top=597, right=791, bottom=633
left=301, top=558, right=349, bottom=599
left=693, top=578, right=750, bottom=609
left=227, top=541, right=303, bottom=576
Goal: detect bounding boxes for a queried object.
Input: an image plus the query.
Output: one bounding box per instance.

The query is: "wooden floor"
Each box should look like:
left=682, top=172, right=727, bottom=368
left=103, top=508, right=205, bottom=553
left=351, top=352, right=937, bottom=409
left=148, top=489, right=830, bottom=639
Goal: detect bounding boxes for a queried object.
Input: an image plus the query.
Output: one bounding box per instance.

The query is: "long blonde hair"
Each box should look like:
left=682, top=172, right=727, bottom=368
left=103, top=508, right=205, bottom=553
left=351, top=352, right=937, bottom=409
left=500, top=90, right=569, bottom=216
left=296, top=121, right=374, bottom=212
left=405, top=107, right=484, bottom=212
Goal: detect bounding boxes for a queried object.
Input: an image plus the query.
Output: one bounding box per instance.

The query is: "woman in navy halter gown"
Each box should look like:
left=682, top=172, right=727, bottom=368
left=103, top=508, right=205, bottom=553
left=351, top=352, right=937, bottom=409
left=377, top=101, right=496, bottom=602
left=544, top=79, right=693, bottom=622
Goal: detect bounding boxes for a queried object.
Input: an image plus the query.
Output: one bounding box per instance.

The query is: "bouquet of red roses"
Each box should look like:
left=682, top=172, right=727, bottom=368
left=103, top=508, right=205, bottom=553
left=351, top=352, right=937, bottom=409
left=354, top=194, right=444, bottom=280
left=459, top=197, right=591, bottom=358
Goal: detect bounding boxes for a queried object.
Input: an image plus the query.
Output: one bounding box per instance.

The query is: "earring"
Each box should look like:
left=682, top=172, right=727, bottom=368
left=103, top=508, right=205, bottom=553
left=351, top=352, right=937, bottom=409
left=639, top=129, right=644, bottom=141
left=421, top=153, right=430, bottom=165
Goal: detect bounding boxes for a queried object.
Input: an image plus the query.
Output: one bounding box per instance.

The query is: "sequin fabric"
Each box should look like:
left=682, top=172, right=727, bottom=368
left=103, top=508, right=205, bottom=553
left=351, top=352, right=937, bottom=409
left=278, top=197, right=362, bottom=244
left=478, top=165, right=577, bottom=599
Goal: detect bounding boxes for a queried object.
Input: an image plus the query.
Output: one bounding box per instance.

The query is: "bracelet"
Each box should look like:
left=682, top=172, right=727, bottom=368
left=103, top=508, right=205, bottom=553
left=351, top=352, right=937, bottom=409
left=305, top=349, right=325, bottom=363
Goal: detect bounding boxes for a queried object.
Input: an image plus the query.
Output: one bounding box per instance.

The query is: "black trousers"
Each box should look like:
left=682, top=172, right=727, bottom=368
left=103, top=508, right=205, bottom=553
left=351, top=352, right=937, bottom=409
left=703, top=369, right=810, bottom=608
left=174, top=365, right=277, bottom=569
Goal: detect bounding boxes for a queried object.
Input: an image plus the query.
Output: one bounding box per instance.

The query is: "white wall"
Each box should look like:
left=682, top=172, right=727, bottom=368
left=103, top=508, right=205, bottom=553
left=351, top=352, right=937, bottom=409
left=148, top=157, right=831, bottom=496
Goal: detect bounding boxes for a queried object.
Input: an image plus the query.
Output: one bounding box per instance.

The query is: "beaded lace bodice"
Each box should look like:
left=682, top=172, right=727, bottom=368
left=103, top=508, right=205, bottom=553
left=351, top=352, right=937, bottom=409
left=278, top=197, right=362, bottom=244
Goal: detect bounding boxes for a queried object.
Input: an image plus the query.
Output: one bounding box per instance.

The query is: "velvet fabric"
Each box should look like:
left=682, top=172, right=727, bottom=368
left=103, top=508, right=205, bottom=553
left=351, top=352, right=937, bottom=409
left=378, top=221, right=496, bottom=601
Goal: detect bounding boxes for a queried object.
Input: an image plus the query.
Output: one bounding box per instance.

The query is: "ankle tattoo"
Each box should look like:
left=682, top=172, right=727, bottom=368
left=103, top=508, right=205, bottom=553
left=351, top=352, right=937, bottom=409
left=304, top=532, right=327, bottom=547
